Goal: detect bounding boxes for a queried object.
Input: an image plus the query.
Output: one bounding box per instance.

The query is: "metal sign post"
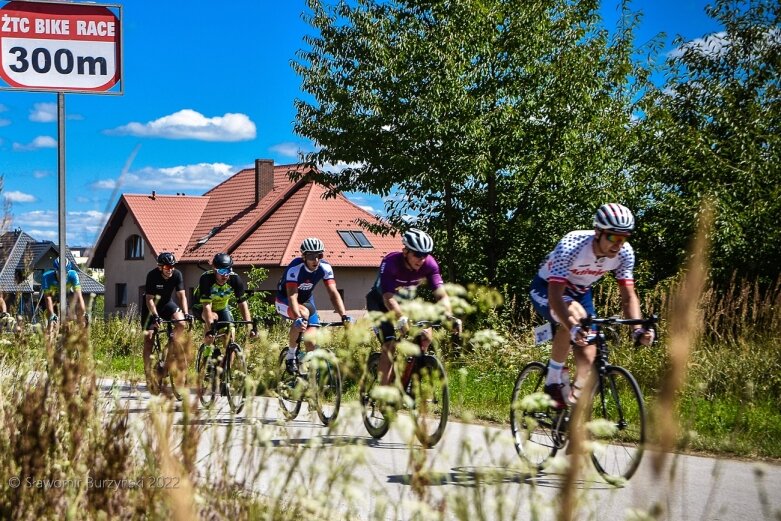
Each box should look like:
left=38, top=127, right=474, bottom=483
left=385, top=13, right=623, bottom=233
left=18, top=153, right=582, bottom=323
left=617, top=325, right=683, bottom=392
left=0, top=0, right=122, bottom=322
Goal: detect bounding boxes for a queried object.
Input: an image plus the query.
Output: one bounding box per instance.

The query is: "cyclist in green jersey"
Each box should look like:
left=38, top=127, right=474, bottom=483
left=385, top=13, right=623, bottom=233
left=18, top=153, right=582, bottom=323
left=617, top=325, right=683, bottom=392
left=198, top=253, right=257, bottom=350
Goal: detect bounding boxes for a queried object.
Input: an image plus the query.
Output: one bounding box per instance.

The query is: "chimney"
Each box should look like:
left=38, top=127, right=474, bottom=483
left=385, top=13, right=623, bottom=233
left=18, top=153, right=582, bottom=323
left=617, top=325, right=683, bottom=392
left=255, top=159, right=275, bottom=205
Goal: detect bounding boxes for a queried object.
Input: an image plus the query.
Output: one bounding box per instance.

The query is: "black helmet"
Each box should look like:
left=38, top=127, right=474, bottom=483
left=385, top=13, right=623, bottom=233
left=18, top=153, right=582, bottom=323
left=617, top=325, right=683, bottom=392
left=212, top=252, right=233, bottom=269
left=156, top=252, right=177, bottom=265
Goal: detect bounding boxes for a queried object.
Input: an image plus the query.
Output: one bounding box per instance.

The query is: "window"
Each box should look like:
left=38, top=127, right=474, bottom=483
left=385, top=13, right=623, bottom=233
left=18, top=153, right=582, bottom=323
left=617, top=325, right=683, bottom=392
left=116, top=283, right=127, bottom=307
left=337, top=230, right=373, bottom=248
left=125, top=235, right=144, bottom=259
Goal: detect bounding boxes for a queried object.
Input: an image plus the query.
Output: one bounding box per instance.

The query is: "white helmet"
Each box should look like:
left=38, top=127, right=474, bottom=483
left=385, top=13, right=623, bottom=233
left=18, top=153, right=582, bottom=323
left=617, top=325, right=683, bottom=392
left=300, top=237, right=325, bottom=253
left=593, top=203, right=635, bottom=233
left=402, top=228, right=434, bottom=254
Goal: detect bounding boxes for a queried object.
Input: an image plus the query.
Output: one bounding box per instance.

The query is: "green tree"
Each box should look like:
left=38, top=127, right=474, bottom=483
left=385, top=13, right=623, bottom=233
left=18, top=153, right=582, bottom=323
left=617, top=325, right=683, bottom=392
left=293, top=0, right=651, bottom=299
left=635, top=0, right=781, bottom=286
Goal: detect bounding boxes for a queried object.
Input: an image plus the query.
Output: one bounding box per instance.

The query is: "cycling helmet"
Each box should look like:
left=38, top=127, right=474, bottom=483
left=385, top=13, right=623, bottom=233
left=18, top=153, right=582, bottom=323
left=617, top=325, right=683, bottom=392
left=300, top=237, right=325, bottom=253
left=156, top=252, right=177, bottom=266
left=53, top=258, right=75, bottom=271
left=212, top=252, right=233, bottom=269
left=593, top=203, right=635, bottom=233
left=402, top=228, right=434, bottom=254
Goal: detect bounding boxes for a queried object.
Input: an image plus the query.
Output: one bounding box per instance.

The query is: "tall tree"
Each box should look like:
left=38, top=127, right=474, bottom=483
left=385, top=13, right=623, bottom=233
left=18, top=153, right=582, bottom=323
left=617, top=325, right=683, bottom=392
left=635, top=0, right=781, bottom=286
left=293, top=0, right=649, bottom=297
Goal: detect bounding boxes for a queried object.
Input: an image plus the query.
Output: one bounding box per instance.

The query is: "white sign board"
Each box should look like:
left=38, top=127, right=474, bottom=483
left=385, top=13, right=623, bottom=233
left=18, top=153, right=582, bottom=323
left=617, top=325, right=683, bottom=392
left=0, top=1, right=121, bottom=92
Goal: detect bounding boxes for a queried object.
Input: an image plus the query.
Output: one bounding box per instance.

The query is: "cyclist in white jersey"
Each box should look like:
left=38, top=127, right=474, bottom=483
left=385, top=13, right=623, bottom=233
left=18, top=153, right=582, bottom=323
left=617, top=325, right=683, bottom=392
left=529, top=203, right=655, bottom=408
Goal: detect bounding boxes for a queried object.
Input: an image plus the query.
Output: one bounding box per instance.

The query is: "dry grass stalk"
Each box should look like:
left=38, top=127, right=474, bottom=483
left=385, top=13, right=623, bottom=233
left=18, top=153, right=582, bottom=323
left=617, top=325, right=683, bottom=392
left=652, top=203, right=713, bottom=475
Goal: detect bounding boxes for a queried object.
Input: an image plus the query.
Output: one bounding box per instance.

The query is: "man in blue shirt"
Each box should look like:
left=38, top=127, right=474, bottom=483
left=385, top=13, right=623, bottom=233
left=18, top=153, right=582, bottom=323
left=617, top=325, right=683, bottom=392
left=41, top=257, right=86, bottom=332
left=275, top=237, right=351, bottom=374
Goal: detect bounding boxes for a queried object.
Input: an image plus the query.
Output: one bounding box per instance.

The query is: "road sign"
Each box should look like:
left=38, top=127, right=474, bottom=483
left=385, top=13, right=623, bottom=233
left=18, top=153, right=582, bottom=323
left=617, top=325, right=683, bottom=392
left=0, top=1, right=121, bottom=92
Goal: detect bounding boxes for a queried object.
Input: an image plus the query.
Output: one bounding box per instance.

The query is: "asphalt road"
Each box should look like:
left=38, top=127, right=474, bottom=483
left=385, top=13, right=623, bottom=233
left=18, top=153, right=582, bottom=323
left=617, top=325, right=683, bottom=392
left=110, top=381, right=781, bottom=521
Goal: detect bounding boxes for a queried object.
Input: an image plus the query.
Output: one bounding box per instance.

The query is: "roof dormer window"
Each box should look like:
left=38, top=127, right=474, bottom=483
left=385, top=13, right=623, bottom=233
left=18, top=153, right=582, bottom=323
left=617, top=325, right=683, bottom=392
left=338, top=230, right=373, bottom=248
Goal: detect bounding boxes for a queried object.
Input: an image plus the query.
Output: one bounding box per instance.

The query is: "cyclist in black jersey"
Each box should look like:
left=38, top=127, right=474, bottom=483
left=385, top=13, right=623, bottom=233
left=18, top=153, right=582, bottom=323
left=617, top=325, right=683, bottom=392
left=142, top=252, right=192, bottom=394
left=199, top=253, right=257, bottom=350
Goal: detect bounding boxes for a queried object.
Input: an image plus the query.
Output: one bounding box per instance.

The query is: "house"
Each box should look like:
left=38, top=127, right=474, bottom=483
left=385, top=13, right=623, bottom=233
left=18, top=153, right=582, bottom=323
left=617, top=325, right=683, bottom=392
left=89, top=160, right=401, bottom=319
left=0, top=230, right=105, bottom=318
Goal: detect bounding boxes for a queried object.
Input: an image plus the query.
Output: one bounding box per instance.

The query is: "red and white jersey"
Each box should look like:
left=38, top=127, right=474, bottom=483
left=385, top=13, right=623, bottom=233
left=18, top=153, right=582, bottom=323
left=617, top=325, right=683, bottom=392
left=537, top=230, right=634, bottom=294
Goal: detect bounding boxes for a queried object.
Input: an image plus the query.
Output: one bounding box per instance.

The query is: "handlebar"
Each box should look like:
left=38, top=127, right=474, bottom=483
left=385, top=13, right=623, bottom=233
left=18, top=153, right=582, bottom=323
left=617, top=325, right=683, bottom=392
left=580, top=315, right=658, bottom=329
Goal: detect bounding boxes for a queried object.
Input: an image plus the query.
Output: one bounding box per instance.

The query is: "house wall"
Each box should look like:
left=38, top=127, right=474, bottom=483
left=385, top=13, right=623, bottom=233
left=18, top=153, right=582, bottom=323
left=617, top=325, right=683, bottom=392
left=180, top=265, right=377, bottom=320
left=102, top=215, right=154, bottom=317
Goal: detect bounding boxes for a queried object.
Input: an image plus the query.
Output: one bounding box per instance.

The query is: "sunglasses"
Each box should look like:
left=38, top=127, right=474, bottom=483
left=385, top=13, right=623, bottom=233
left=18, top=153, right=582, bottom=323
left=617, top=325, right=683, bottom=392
left=216, top=268, right=232, bottom=276
left=161, top=264, right=175, bottom=270
left=304, top=252, right=323, bottom=261
left=604, top=233, right=630, bottom=244
left=408, top=250, right=429, bottom=260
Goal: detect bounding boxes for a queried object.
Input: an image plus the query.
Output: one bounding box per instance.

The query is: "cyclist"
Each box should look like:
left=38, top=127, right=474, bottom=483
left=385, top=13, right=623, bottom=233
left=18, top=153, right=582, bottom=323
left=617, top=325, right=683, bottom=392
left=275, top=237, right=351, bottom=375
left=198, top=252, right=257, bottom=348
left=366, top=228, right=462, bottom=386
left=530, top=203, right=655, bottom=409
left=142, top=252, right=192, bottom=394
left=41, top=257, right=86, bottom=332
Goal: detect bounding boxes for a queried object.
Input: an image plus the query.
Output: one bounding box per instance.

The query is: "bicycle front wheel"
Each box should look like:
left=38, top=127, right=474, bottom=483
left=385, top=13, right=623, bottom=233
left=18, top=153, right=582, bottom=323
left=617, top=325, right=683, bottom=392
left=360, top=352, right=390, bottom=439
left=196, top=344, right=217, bottom=408
left=411, top=355, right=449, bottom=448
left=225, top=343, right=248, bottom=414
left=587, top=365, right=646, bottom=482
left=311, top=349, right=342, bottom=426
left=510, top=361, right=561, bottom=469
left=277, top=350, right=303, bottom=420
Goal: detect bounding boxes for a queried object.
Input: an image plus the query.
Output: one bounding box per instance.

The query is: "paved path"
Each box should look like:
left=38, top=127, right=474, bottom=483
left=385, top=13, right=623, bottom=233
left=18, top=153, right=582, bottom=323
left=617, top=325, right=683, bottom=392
left=106, top=381, right=781, bottom=521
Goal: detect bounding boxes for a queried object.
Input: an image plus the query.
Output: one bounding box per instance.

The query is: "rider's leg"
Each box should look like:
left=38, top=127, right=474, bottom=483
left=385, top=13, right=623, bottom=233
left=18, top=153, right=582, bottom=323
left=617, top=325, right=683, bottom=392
left=167, top=310, right=188, bottom=391
left=378, top=338, right=396, bottom=386
left=287, top=304, right=310, bottom=360
left=143, top=329, right=158, bottom=394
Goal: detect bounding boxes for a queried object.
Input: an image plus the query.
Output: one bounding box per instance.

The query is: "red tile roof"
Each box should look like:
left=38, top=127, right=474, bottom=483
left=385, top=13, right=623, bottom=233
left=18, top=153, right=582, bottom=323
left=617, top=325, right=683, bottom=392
left=123, top=194, right=209, bottom=259
left=91, top=162, right=401, bottom=269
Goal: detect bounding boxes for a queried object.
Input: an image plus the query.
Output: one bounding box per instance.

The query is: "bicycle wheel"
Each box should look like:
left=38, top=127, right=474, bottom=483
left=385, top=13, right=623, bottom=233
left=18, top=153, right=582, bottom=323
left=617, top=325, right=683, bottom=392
left=360, top=352, right=390, bottom=439
left=411, top=355, right=449, bottom=447
left=225, top=343, right=248, bottom=414
left=510, top=361, right=562, bottom=469
left=311, top=349, right=342, bottom=426
left=166, top=340, right=185, bottom=401
left=196, top=344, right=217, bottom=408
left=587, top=365, right=646, bottom=482
left=276, top=350, right=303, bottom=420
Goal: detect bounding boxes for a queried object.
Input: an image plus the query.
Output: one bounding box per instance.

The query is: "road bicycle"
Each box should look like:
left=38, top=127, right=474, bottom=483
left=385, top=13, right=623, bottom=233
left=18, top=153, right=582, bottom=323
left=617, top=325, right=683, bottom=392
left=276, top=322, right=343, bottom=426
left=360, top=320, right=453, bottom=448
left=148, top=317, right=193, bottom=400
left=510, top=315, right=658, bottom=482
left=196, top=319, right=257, bottom=414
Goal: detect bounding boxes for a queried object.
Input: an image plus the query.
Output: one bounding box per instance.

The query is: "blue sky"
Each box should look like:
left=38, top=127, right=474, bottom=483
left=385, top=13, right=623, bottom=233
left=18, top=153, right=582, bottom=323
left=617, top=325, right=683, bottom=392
left=0, top=0, right=721, bottom=246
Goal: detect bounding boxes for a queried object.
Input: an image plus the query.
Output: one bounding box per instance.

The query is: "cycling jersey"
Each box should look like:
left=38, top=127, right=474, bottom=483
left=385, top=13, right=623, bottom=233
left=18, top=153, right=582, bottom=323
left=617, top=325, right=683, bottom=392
left=536, top=230, right=634, bottom=294
left=369, top=251, right=444, bottom=300
left=198, top=271, right=247, bottom=311
left=275, top=258, right=336, bottom=304
left=41, top=269, right=81, bottom=298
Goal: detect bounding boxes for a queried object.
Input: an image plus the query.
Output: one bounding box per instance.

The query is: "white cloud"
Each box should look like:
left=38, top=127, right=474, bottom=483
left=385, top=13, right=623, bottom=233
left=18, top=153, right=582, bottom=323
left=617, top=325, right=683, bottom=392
left=13, top=135, right=57, bottom=151
left=270, top=142, right=306, bottom=158
left=13, top=209, right=111, bottom=245
left=29, top=102, right=57, bottom=122
left=322, top=160, right=365, bottom=173
left=91, top=162, right=236, bottom=192
left=669, top=31, right=729, bottom=59
left=33, top=170, right=49, bottom=179
left=107, top=109, right=256, bottom=142
left=4, top=191, right=36, bottom=203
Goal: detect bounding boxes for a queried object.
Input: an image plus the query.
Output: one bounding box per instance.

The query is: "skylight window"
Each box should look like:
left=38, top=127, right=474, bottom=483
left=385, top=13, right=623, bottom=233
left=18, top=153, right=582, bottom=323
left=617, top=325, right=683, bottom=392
left=338, top=230, right=373, bottom=248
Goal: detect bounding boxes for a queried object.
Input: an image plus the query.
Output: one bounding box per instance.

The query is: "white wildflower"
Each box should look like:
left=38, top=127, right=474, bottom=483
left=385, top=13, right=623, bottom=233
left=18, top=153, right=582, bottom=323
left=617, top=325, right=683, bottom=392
left=469, top=329, right=505, bottom=351
left=587, top=418, right=618, bottom=437
left=395, top=414, right=415, bottom=443
left=396, top=340, right=421, bottom=357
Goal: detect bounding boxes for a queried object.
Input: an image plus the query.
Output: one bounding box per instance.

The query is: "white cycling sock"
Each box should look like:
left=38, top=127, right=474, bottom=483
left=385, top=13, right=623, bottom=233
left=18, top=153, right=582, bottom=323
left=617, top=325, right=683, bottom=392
left=286, top=347, right=297, bottom=360
left=546, top=359, right=563, bottom=385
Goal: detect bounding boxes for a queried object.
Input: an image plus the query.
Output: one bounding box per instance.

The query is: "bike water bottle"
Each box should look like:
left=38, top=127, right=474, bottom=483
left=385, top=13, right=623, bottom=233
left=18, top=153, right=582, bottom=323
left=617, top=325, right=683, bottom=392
left=561, top=367, right=573, bottom=405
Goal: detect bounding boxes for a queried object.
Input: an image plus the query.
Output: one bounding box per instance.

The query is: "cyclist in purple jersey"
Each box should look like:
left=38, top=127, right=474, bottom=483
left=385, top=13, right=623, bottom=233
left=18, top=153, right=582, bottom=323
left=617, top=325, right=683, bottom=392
left=366, top=229, right=462, bottom=385
left=529, top=204, right=655, bottom=408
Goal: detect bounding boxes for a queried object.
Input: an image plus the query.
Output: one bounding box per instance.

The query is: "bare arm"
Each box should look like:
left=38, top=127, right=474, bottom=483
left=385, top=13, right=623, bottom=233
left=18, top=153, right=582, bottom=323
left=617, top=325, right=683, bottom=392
left=382, top=292, right=403, bottom=319
left=176, top=289, right=188, bottom=315
left=325, top=283, right=347, bottom=317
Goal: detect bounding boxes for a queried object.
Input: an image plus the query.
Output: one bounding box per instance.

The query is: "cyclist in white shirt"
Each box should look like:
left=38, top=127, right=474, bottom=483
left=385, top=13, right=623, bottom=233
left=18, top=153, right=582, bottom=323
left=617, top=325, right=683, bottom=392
left=530, top=203, right=655, bottom=408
